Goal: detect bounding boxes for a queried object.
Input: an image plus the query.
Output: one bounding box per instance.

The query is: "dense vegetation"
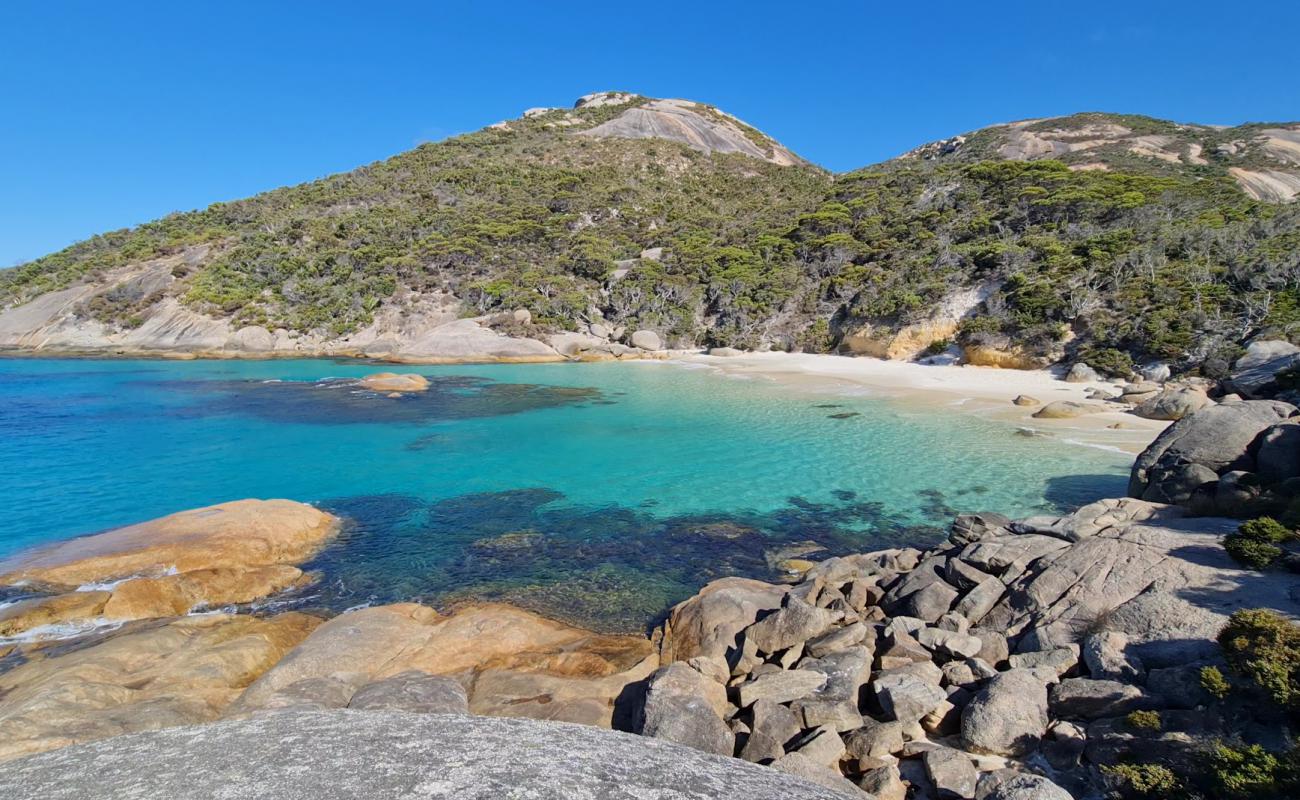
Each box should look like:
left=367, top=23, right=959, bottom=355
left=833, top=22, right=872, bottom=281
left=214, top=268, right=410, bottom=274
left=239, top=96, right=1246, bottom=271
left=2, top=104, right=1297, bottom=369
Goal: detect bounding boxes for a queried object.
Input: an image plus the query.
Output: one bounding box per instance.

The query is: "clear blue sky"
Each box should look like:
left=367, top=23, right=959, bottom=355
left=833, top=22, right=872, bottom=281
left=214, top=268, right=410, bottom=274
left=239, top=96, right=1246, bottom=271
left=3, top=1, right=1298, bottom=266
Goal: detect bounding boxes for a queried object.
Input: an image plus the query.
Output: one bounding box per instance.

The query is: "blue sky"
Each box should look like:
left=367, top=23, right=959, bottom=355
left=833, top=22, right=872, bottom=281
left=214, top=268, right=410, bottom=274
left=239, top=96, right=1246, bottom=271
left=2, top=1, right=1298, bottom=266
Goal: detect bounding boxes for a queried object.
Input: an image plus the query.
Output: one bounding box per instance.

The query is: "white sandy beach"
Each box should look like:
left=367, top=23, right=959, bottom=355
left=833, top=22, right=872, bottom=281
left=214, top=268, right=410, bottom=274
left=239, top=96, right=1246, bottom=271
left=675, top=351, right=1170, bottom=455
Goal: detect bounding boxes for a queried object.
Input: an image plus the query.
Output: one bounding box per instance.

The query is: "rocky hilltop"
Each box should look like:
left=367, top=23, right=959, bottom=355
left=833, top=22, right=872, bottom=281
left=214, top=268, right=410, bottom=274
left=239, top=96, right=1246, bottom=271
left=3, top=392, right=1300, bottom=798
left=2, top=96, right=1296, bottom=374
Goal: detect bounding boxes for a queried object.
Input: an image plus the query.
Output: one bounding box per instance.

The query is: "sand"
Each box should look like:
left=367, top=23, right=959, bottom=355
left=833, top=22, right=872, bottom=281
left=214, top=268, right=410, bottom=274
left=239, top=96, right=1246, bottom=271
left=674, top=352, right=1169, bottom=455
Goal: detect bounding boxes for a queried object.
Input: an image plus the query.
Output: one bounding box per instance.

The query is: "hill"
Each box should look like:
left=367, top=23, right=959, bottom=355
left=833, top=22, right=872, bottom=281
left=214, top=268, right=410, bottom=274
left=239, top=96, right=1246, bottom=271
left=1, top=100, right=1298, bottom=374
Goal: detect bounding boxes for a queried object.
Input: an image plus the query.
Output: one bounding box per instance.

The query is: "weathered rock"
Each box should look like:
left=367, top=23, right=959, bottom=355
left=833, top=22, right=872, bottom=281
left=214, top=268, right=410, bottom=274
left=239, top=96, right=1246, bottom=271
left=917, top=627, right=983, bottom=660
left=358, top=372, right=430, bottom=392
left=950, top=514, right=1013, bottom=545
left=1082, top=631, right=1144, bottom=682
left=1065, top=363, right=1100, bottom=383
left=974, top=770, right=1073, bottom=800
left=7, top=709, right=858, bottom=800
left=953, top=577, right=1005, bottom=624
left=0, top=590, right=110, bottom=637
left=873, top=672, right=946, bottom=722
left=1007, top=646, right=1077, bottom=677
left=788, top=725, right=847, bottom=768
left=1133, top=388, right=1212, bottom=421
left=960, top=670, right=1049, bottom=756
left=744, top=595, right=836, bottom=655
left=1031, top=401, right=1107, bottom=419
left=0, top=499, right=339, bottom=592
left=770, top=752, right=871, bottom=798
left=233, top=603, right=656, bottom=728
left=1229, top=340, right=1300, bottom=398
left=1012, top=395, right=1040, bottom=407
left=630, top=329, right=662, bottom=350
left=924, top=747, right=979, bottom=799
left=347, top=671, right=469, bottom=715
left=0, top=612, right=320, bottom=760
left=857, top=758, right=906, bottom=800
left=970, top=629, right=1009, bottom=667
left=1129, top=400, right=1297, bottom=502
left=659, top=577, right=787, bottom=663
left=1049, top=677, right=1147, bottom=719
left=739, top=699, right=801, bottom=763
left=883, top=561, right=959, bottom=622
left=709, top=347, right=744, bottom=357
left=258, top=676, right=356, bottom=710
left=805, top=621, right=869, bottom=658
left=740, top=660, right=823, bottom=699
left=638, top=663, right=733, bottom=756
left=1145, top=664, right=1214, bottom=709
left=1256, top=422, right=1300, bottom=483
left=844, top=718, right=906, bottom=760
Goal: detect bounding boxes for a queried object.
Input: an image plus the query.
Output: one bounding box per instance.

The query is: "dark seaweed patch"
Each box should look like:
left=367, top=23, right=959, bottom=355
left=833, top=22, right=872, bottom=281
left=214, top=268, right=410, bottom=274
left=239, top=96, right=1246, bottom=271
left=140, top=375, right=601, bottom=425
left=295, top=488, right=946, bottom=634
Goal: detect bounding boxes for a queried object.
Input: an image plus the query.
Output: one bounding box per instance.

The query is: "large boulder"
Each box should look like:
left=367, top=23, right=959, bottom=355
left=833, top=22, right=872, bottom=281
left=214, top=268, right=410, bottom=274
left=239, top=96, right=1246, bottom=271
left=636, top=663, right=733, bottom=756
left=0, top=500, right=339, bottom=631
left=1256, top=422, right=1300, bottom=484
left=347, top=671, right=469, bottom=715
left=1229, top=340, right=1300, bottom=398
left=960, top=670, right=1049, bottom=756
left=0, top=612, right=321, bottom=761
left=5, top=710, right=857, bottom=800
left=1132, top=388, right=1212, bottom=421
left=630, top=329, right=663, bottom=351
left=659, top=577, right=787, bottom=663
left=1128, top=400, right=1297, bottom=503
left=358, top=372, right=430, bottom=392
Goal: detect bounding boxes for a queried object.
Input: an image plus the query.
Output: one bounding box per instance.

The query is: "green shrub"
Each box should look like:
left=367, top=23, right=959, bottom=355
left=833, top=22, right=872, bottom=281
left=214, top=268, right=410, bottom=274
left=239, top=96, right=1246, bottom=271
left=1218, top=609, right=1300, bottom=711
left=1210, top=743, right=1283, bottom=797
left=1225, top=518, right=1295, bottom=570
left=1101, top=763, right=1180, bottom=798
left=1079, top=346, right=1135, bottom=378
left=923, top=338, right=952, bottom=356
left=1125, top=710, right=1163, bottom=731
left=1201, top=665, right=1232, bottom=699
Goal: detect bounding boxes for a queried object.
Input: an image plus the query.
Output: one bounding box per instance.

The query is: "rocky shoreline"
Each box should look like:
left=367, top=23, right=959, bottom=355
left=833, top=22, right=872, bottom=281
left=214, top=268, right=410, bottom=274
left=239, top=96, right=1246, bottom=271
left=1, top=369, right=1298, bottom=797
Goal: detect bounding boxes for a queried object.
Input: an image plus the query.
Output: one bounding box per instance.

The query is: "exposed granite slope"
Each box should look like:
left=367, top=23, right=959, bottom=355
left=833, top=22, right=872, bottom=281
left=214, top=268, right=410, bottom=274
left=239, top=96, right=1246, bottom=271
left=0, top=500, right=338, bottom=635
left=4, top=709, right=858, bottom=800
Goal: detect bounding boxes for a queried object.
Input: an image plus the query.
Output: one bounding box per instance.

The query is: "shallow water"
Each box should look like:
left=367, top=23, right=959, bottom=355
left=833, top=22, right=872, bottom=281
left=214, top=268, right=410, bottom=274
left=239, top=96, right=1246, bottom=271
left=0, top=358, right=1130, bottom=631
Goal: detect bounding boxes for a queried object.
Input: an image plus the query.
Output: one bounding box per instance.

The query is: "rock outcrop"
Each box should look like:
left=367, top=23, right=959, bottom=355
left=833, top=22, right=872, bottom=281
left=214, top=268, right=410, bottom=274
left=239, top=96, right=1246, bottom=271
left=577, top=98, right=803, bottom=167
left=1129, top=400, right=1299, bottom=515
left=0, top=500, right=338, bottom=635
left=231, top=602, right=656, bottom=728
left=5, top=709, right=855, bottom=800
left=0, top=612, right=321, bottom=760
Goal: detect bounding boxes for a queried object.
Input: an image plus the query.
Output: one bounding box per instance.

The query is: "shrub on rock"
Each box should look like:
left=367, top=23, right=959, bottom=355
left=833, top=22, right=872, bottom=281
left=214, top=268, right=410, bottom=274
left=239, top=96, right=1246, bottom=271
left=1218, top=609, right=1300, bottom=712
left=1224, top=518, right=1295, bottom=570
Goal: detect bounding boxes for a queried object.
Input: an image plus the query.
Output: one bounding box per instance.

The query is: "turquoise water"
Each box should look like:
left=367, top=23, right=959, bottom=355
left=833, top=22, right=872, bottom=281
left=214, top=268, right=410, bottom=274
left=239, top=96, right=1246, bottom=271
left=0, top=358, right=1130, bottom=631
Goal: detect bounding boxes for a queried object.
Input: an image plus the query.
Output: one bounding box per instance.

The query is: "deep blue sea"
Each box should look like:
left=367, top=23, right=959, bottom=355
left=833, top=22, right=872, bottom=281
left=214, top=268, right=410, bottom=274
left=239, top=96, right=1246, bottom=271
left=0, top=358, right=1129, bottom=631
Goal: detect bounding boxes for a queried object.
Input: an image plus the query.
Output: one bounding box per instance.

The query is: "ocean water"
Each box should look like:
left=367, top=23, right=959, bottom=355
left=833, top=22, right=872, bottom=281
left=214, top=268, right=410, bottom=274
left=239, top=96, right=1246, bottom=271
left=0, top=357, right=1130, bottom=631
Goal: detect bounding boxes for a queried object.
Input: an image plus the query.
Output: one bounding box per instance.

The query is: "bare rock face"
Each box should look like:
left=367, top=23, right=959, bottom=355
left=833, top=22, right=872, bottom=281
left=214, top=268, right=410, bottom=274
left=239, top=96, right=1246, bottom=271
left=0, top=499, right=339, bottom=591
left=0, top=612, right=321, bottom=760
left=231, top=602, right=657, bottom=729
left=1128, top=400, right=1298, bottom=504
left=960, top=670, right=1049, bottom=756
left=1132, top=388, right=1212, bottom=421
left=577, top=98, right=802, bottom=166
left=637, top=663, right=734, bottom=756
left=4, top=709, right=856, bottom=800
left=659, top=577, right=788, bottom=663
left=0, top=500, right=338, bottom=633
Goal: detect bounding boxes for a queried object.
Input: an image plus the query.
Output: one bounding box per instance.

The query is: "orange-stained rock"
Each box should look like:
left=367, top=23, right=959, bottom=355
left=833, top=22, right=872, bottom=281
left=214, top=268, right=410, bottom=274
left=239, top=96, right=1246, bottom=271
left=100, top=566, right=310, bottom=621
left=962, top=344, right=1050, bottom=370
left=231, top=602, right=657, bottom=727
left=0, top=499, right=339, bottom=591
left=0, top=591, right=111, bottom=637
left=359, top=372, right=430, bottom=392
left=0, top=611, right=321, bottom=761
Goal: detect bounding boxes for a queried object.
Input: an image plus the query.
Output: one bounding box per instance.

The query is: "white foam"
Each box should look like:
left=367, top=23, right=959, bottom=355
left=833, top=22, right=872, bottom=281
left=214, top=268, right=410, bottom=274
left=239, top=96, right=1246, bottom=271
left=75, top=565, right=178, bottom=593
left=1060, top=438, right=1132, bottom=456
left=0, top=617, right=126, bottom=646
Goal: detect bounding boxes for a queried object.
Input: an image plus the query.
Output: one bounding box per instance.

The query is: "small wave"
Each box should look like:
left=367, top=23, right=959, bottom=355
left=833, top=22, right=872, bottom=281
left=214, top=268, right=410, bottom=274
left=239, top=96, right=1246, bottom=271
left=76, top=565, right=178, bottom=593
left=0, top=617, right=126, bottom=646
left=260, top=379, right=283, bottom=384
left=343, top=601, right=374, bottom=614
left=1060, top=437, right=1132, bottom=455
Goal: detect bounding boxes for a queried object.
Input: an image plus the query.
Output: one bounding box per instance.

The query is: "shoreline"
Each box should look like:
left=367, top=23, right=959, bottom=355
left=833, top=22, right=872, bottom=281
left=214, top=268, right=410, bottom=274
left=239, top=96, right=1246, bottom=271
left=673, top=351, right=1169, bottom=455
